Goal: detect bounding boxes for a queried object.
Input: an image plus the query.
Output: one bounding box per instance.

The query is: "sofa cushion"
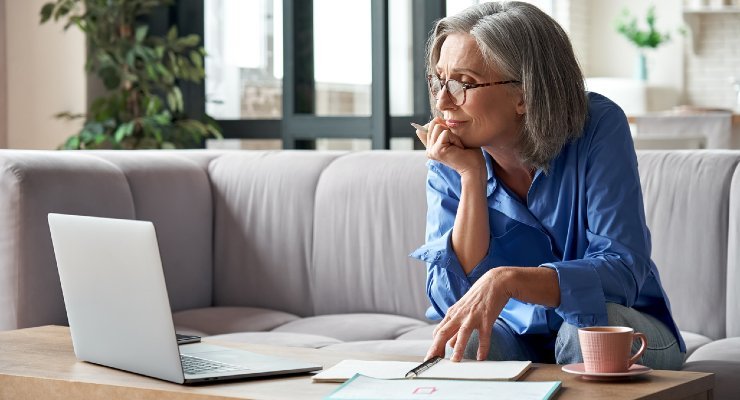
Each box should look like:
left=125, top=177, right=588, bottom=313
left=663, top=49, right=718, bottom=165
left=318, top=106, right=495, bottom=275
left=685, top=337, right=740, bottom=363
left=311, top=151, right=430, bottom=320
left=396, top=324, right=437, bottom=340
left=272, top=313, right=428, bottom=342
left=637, top=151, right=740, bottom=340
left=683, top=337, right=740, bottom=400
left=680, top=331, right=713, bottom=359
left=172, top=307, right=299, bottom=335
left=322, top=340, right=430, bottom=357
left=207, top=331, right=342, bottom=349
left=209, top=151, right=344, bottom=317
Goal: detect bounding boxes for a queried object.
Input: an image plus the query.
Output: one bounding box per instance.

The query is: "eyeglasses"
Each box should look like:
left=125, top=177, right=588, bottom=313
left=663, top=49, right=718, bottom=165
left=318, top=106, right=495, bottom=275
left=427, top=75, right=520, bottom=106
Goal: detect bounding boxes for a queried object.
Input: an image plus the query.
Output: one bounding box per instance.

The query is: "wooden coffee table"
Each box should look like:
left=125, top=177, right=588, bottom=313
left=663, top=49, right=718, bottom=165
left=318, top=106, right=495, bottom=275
left=0, top=326, right=713, bottom=399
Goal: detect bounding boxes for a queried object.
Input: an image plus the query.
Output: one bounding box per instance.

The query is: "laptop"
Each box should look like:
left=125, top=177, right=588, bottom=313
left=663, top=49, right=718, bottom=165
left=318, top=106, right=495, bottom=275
left=48, top=213, right=322, bottom=384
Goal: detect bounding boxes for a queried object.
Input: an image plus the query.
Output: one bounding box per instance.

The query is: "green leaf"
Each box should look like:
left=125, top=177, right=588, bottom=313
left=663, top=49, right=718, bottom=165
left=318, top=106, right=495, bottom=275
left=189, top=50, right=203, bottom=69
left=172, top=87, right=183, bottom=112
left=99, top=66, right=121, bottom=90
left=64, top=135, right=81, bottom=149
left=40, top=3, right=55, bottom=23
left=167, top=26, right=178, bottom=42
left=146, top=64, right=157, bottom=80
left=114, top=121, right=135, bottom=142
left=135, top=25, right=148, bottom=43
left=178, top=34, right=200, bottom=48
left=146, top=96, right=162, bottom=115
left=125, top=50, right=136, bottom=67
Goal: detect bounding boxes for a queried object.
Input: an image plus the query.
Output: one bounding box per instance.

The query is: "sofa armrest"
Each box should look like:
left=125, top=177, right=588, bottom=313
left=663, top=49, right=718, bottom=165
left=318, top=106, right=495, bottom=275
left=0, top=151, right=135, bottom=330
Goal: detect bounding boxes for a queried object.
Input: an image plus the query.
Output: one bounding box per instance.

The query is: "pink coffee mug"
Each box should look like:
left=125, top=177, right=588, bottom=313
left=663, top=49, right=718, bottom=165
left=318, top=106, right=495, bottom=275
left=578, top=326, right=647, bottom=373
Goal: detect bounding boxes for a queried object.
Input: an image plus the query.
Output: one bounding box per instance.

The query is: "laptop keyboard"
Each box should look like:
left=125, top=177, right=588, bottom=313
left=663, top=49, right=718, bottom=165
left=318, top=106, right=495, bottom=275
left=180, top=354, right=246, bottom=375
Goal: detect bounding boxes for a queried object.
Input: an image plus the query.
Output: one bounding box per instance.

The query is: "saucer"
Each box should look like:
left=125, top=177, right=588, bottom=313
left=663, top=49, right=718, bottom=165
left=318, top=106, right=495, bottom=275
left=561, top=363, right=652, bottom=381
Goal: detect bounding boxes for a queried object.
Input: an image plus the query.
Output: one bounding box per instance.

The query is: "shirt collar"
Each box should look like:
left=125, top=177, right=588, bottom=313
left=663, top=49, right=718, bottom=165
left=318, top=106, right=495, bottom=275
left=482, top=149, right=496, bottom=197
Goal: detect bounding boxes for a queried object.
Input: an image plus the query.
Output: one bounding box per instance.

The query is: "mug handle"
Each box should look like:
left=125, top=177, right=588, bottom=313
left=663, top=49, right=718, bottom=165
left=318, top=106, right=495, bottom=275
left=628, top=332, right=648, bottom=367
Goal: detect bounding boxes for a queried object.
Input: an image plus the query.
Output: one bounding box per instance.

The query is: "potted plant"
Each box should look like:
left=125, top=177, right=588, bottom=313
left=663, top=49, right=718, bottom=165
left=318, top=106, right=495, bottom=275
left=40, top=0, right=222, bottom=149
left=614, top=5, right=673, bottom=81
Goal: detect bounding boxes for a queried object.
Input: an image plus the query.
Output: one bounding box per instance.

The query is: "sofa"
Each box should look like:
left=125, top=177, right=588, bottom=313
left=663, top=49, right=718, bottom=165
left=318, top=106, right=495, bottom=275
left=0, top=149, right=738, bottom=398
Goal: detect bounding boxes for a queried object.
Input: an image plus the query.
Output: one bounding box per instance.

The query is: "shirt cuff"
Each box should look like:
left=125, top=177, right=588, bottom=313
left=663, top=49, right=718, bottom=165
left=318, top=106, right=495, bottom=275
left=540, top=260, right=609, bottom=327
left=409, top=229, right=468, bottom=282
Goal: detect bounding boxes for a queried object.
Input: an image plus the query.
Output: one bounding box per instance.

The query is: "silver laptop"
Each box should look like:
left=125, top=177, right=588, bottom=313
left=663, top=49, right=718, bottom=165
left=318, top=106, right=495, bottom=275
left=48, top=213, right=322, bottom=384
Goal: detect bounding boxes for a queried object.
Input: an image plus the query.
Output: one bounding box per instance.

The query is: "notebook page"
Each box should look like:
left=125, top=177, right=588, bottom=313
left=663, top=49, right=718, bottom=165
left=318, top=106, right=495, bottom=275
left=313, top=360, right=419, bottom=382
left=420, top=359, right=531, bottom=380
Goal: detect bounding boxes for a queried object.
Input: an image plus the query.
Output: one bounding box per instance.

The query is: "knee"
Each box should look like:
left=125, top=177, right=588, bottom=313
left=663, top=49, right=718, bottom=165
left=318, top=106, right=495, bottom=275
left=555, top=321, right=582, bottom=365
left=605, top=302, right=633, bottom=326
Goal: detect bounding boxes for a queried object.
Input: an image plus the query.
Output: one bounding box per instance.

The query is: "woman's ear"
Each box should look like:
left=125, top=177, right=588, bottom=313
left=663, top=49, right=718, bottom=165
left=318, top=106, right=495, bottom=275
left=515, top=91, right=526, bottom=115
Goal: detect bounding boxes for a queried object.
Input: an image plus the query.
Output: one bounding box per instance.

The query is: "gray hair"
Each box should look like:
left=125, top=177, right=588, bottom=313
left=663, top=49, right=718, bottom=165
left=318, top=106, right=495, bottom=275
left=427, top=1, right=587, bottom=171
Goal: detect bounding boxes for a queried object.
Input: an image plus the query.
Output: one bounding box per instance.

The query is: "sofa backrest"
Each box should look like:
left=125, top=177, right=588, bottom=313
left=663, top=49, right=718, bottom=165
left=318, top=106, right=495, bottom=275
left=2, top=149, right=739, bottom=339
left=311, top=151, right=430, bottom=320
left=637, top=151, right=740, bottom=340
left=0, top=150, right=218, bottom=330
left=208, top=151, right=343, bottom=317
left=727, top=167, right=740, bottom=338
left=85, top=152, right=217, bottom=314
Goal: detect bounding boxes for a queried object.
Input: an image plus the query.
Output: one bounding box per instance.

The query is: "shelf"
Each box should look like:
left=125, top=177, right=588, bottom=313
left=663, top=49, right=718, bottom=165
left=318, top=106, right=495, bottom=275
left=683, top=5, right=740, bottom=14
left=682, top=6, right=740, bottom=53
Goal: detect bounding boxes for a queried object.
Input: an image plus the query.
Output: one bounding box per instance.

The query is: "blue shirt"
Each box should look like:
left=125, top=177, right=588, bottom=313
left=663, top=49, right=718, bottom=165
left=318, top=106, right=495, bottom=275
left=410, top=93, right=685, bottom=352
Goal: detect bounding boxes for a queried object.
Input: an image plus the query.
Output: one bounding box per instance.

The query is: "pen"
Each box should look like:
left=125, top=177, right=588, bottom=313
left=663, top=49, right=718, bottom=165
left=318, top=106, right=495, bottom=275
left=405, top=356, right=442, bottom=378
left=410, top=122, right=428, bottom=133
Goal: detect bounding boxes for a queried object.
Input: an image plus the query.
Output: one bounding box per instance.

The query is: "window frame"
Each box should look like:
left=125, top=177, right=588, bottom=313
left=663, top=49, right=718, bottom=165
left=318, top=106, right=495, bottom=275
left=167, top=0, right=443, bottom=149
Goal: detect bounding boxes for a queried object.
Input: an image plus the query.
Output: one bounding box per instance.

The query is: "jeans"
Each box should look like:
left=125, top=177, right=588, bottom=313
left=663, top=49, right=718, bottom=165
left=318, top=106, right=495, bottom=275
left=456, top=303, right=685, bottom=370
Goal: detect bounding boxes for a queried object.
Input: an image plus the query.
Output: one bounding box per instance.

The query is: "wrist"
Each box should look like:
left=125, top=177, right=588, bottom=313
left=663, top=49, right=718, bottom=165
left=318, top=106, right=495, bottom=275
left=459, top=166, right=487, bottom=187
left=487, top=267, right=520, bottom=299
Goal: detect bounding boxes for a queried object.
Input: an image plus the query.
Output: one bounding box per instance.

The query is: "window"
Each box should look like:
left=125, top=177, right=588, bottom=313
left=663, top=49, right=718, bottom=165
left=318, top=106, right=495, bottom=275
left=205, top=0, right=282, bottom=119
left=312, top=0, right=373, bottom=117
left=172, top=0, right=443, bottom=149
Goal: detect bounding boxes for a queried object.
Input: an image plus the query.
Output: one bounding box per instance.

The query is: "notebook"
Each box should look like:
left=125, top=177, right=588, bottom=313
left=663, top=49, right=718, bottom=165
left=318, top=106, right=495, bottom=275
left=325, top=374, right=561, bottom=400
left=48, top=213, right=322, bottom=384
left=312, top=359, right=531, bottom=383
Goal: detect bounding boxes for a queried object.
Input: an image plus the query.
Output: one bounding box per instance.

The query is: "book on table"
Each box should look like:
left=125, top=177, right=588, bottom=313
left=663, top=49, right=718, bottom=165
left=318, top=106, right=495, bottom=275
left=312, top=359, right=532, bottom=383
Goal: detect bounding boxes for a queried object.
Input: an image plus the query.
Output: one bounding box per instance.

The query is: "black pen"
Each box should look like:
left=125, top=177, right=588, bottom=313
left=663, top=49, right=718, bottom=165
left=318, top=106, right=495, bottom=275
left=405, top=356, right=442, bottom=378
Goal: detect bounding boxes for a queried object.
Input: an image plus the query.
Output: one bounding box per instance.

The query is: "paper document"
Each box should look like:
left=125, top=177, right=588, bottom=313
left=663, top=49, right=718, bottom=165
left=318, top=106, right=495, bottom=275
left=325, top=374, right=561, bottom=400
left=313, top=359, right=531, bottom=383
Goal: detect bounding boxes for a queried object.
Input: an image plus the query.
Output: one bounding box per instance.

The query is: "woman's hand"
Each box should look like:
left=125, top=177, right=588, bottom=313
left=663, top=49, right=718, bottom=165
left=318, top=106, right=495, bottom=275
left=425, top=267, right=515, bottom=362
left=414, top=117, right=485, bottom=180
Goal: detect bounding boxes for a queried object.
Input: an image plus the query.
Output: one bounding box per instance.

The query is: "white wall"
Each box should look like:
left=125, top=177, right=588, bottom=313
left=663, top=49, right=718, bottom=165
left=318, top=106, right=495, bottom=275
left=0, top=0, right=7, bottom=149
left=5, top=0, right=86, bottom=149
left=685, top=12, right=740, bottom=109
left=586, top=0, right=685, bottom=105
left=0, top=0, right=8, bottom=149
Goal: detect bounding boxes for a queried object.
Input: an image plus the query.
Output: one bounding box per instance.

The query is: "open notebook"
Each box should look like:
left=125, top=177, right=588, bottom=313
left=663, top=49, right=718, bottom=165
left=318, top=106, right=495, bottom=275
left=312, top=359, right=531, bottom=383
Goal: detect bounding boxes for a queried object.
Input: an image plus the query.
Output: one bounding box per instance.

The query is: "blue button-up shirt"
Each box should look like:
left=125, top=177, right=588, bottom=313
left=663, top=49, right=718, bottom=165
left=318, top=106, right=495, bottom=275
left=410, top=92, right=685, bottom=352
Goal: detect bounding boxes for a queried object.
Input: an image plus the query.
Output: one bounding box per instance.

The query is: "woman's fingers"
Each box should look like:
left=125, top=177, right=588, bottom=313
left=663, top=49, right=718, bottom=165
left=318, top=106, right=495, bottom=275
left=411, top=123, right=429, bottom=148
left=414, top=129, right=427, bottom=148
left=451, top=323, right=474, bottom=362
left=426, top=318, right=458, bottom=361
left=476, top=327, right=492, bottom=361
left=428, top=120, right=446, bottom=147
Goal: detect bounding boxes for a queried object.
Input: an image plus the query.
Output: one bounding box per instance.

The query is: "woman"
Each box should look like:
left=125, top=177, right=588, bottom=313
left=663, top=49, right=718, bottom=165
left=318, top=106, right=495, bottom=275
left=410, top=1, right=685, bottom=369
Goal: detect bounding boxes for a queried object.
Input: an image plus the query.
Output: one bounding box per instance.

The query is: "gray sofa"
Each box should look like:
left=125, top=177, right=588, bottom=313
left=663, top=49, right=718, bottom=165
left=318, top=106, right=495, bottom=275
left=0, top=149, right=738, bottom=398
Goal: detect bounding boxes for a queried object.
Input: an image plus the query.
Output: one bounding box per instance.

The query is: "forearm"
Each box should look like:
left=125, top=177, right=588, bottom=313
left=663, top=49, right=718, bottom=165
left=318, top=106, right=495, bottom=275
left=499, top=266, right=561, bottom=308
left=451, top=173, right=489, bottom=275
